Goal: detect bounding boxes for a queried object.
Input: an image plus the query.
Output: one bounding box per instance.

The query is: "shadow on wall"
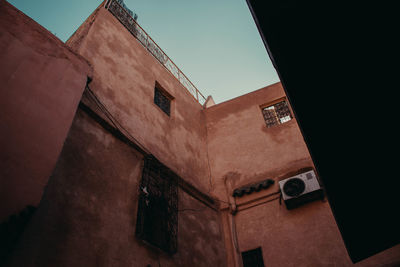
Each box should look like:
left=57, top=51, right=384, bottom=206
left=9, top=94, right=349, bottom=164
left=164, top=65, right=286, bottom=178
left=0, top=205, right=37, bottom=266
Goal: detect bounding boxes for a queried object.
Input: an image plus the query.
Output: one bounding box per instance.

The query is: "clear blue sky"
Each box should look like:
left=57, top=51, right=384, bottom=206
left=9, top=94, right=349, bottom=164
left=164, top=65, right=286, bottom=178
left=7, top=0, right=279, bottom=104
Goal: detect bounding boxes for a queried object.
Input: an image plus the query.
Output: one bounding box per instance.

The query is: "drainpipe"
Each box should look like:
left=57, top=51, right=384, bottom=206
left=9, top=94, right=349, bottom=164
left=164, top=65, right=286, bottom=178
left=224, top=178, right=243, bottom=267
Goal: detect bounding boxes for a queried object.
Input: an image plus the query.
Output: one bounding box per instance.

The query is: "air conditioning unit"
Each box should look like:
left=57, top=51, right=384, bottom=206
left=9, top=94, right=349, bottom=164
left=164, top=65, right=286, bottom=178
left=278, top=170, right=324, bottom=209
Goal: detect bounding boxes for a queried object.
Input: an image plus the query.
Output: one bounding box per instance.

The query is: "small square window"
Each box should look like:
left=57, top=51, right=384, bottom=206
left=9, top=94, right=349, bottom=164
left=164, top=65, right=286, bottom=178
left=242, top=247, right=265, bottom=267
left=154, top=85, right=172, bottom=116
left=262, top=100, right=292, bottom=128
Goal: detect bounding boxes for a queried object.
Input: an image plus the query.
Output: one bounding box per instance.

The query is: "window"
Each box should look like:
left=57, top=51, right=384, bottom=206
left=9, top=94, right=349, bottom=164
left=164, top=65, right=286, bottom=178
left=262, top=100, right=292, bottom=128
left=135, top=155, right=178, bottom=254
left=242, top=247, right=265, bottom=267
left=154, top=84, right=172, bottom=116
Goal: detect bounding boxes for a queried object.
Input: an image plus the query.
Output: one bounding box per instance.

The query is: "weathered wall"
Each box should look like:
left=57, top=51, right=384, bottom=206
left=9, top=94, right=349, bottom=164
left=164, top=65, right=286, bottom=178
left=3, top=4, right=227, bottom=266
left=68, top=6, right=211, bottom=192
left=3, top=2, right=398, bottom=266
left=0, top=1, right=92, bottom=221
left=235, top=195, right=400, bottom=267
left=205, top=82, right=313, bottom=201
left=7, top=109, right=226, bottom=267
left=205, top=82, right=400, bottom=266
left=65, top=2, right=103, bottom=53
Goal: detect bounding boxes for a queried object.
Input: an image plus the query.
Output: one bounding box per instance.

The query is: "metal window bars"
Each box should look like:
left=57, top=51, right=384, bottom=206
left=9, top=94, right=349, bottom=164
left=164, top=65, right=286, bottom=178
left=262, top=100, right=292, bottom=127
left=135, top=155, right=178, bottom=254
left=154, top=87, right=171, bottom=116
left=105, top=0, right=206, bottom=105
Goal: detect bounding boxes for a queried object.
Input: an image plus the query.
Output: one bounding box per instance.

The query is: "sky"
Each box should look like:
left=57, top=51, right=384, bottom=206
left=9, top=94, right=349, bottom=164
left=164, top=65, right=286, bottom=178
left=7, top=0, right=280, bottom=104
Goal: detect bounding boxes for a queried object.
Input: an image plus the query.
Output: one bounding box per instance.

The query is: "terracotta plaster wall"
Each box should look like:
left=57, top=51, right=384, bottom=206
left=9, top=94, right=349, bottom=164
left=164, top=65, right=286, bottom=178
left=67, top=6, right=210, bottom=192
left=0, top=1, right=92, bottom=221
left=7, top=109, right=227, bottom=267
left=205, top=82, right=400, bottom=266
left=205, top=82, right=314, bottom=200
left=235, top=196, right=400, bottom=267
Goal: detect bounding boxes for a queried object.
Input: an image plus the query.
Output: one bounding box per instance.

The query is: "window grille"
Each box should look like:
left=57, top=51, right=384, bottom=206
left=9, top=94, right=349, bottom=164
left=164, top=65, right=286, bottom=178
left=136, top=155, right=178, bottom=254
left=262, top=100, right=292, bottom=128
left=242, top=247, right=265, bottom=267
left=154, top=86, right=171, bottom=116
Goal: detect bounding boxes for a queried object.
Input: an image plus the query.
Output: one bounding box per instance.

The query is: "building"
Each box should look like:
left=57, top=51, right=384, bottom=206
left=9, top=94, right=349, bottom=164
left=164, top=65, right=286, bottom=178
left=1, top=0, right=399, bottom=266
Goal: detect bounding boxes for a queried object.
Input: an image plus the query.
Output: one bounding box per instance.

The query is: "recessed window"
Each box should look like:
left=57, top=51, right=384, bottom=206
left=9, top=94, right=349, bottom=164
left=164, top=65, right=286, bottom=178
left=135, top=155, right=178, bottom=254
left=154, top=84, right=172, bottom=116
left=261, top=100, right=292, bottom=128
left=242, top=247, right=265, bottom=267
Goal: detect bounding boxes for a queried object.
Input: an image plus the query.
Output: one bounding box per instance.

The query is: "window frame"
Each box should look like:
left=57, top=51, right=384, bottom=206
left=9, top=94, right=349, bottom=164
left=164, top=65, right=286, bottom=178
left=135, top=155, right=178, bottom=254
left=154, top=82, right=174, bottom=117
left=260, top=98, right=293, bottom=128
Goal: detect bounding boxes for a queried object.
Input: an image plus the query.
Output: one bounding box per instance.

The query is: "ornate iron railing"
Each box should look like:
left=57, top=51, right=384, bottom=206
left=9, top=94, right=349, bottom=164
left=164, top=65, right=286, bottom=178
left=105, top=0, right=207, bottom=105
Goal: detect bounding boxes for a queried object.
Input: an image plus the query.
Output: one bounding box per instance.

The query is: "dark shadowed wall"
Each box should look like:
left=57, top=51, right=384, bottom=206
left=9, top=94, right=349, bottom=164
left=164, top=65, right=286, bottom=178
left=5, top=3, right=226, bottom=266
left=7, top=109, right=226, bottom=267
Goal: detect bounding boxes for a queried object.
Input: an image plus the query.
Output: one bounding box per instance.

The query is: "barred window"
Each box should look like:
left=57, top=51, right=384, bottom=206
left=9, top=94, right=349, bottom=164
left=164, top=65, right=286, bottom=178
left=242, top=247, right=265, bottom=267
left=135, top=155, right=178, bottom=254
left=262, top=100, right=292, bottom=128
left=154, top=85, right=172, bottom=116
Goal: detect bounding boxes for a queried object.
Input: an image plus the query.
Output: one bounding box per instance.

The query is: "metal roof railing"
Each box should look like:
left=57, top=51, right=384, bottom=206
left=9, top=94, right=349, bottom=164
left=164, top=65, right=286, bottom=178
left=105, top=0, right=207, bottom=105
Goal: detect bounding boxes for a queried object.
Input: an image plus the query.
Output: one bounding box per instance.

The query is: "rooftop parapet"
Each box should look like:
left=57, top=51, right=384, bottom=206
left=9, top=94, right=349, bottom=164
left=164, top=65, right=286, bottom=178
left=105, top=0, right=207, bottom=105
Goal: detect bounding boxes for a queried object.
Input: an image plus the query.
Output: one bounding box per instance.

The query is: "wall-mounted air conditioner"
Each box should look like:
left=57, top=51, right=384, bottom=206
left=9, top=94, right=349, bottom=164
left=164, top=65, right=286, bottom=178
left=278, top=170, right=324, bottom=209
